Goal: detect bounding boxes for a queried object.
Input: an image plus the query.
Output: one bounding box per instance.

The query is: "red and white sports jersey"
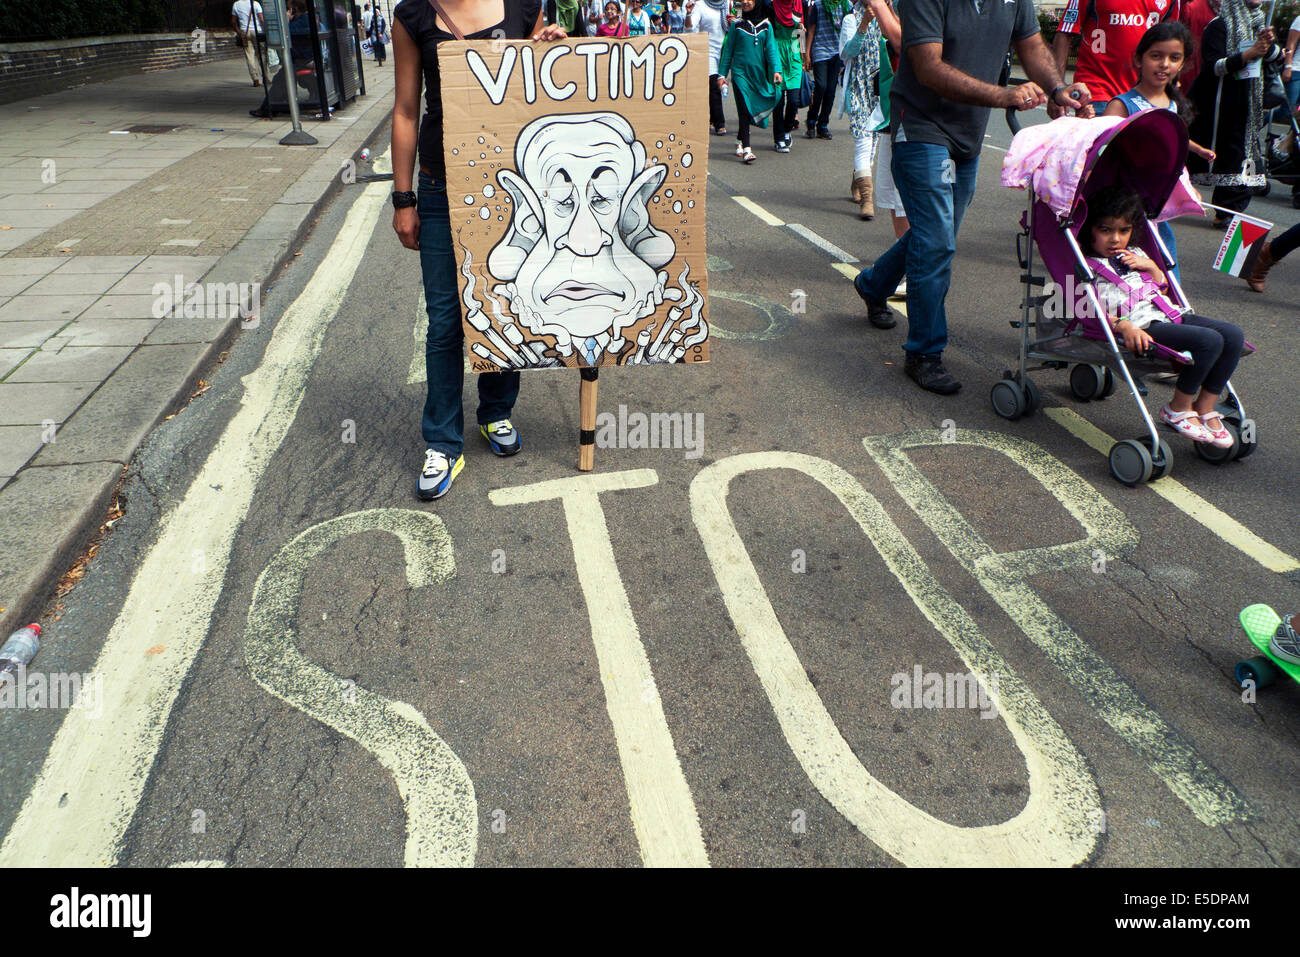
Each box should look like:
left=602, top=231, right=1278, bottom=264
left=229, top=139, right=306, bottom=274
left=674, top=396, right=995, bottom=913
left=1058, top=0, right=1180, bottom=103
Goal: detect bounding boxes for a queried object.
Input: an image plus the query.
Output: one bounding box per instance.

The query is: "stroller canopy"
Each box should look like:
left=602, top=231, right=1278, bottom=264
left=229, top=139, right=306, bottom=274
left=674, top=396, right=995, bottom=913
left=1001, top=111, right=1203, bottom=224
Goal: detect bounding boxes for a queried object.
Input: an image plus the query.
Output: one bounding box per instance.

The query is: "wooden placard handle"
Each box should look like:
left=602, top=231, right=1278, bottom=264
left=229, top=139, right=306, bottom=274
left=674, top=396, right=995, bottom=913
left=578, top=367, right=598, bottom=471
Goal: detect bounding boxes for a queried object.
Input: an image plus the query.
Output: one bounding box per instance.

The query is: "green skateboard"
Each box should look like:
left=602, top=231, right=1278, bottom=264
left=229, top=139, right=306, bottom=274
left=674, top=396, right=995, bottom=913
left=1235, top=604, right=1300, bottom=690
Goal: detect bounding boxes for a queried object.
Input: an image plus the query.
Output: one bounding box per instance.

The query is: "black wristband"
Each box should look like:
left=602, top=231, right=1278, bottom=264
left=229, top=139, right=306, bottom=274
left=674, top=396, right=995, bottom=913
left=391, top=190, right=417, bottom=208
left=1050, top=84, right=1068, bottom=104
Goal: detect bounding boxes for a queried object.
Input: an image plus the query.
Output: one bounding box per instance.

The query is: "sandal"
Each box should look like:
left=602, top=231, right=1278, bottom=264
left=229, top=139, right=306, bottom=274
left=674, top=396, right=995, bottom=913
left=1159, top=406, right=1214, bottom=443
left=741, top=147, right=756, bottom=164
left=1198, top=411, right=1236, bottom=449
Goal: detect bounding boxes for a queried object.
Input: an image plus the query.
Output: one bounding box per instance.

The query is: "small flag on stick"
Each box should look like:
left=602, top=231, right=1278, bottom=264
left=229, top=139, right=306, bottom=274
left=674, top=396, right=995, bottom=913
left=1212, top=213, right=1271, bottom=277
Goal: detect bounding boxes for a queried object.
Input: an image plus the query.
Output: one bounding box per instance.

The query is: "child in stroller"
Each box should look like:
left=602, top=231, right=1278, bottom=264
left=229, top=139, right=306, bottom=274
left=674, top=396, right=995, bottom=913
left=1081, top=184, right=1245, bottom=450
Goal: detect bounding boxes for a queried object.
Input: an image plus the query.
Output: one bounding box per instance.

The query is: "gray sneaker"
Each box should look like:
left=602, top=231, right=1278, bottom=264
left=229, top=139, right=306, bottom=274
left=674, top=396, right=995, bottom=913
left=1269, top=613, right=1300, bottom=665
left=416, top=449, right=464, bottom=501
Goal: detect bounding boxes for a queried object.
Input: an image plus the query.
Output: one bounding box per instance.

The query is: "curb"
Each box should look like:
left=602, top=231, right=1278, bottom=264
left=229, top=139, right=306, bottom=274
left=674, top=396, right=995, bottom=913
left=0, top=91, right=394, bottom=639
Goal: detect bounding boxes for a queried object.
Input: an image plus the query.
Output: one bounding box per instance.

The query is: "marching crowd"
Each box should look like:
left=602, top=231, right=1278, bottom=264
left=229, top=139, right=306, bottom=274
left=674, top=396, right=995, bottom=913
left=385, top=0, right=1298, bottom=506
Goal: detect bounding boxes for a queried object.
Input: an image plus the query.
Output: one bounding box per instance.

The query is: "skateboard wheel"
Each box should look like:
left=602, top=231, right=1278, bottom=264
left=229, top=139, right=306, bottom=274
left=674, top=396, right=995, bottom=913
left=1235, top=655, right=1279, bottom=689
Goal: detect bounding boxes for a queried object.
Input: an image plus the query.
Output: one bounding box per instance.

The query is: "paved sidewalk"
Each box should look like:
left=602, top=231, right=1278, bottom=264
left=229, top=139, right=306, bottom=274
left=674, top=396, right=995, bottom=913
left=0, top=54, right=395, bottom=636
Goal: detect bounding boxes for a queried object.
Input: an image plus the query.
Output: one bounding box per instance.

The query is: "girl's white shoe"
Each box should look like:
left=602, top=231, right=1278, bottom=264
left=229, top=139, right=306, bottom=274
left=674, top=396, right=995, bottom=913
left=735, top=141, right=744, bottom=158
left=1197, top=412, right=1236, bottom=449
left=741, top=148, right=756, bottom=164
left=1158, top=407, right=1214, bottom=443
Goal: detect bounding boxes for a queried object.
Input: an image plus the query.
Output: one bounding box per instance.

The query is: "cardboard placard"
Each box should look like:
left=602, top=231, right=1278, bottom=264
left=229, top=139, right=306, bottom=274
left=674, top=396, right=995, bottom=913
left=438, top=35, right=710, bottom=370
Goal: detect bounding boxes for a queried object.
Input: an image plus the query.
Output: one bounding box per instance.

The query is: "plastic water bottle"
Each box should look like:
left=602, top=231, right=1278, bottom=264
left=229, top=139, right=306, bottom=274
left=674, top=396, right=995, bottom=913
left=360, top=147, right=371, bottom=162
left=0, top=624, right=40, bottom=676
left=722, top=83, right=729, bottom=99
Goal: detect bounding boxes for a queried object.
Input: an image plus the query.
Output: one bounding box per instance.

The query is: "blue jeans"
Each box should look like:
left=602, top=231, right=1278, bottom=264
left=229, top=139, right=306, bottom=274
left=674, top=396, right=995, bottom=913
left=419, top=171, right=519, bottom=457
left=855, top=140, right=978, bottom=357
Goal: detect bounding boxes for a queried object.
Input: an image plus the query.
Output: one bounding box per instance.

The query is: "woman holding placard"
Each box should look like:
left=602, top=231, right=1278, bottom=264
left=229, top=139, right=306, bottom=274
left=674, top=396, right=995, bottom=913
left=391, top=0, right=567, bottom=501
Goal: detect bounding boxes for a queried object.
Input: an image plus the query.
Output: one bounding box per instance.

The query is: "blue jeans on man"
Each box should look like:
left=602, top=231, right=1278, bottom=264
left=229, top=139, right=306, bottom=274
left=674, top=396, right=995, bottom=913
left=855, top=140, right=978, bottom=360
left=418, top=171, right=519, bottom=457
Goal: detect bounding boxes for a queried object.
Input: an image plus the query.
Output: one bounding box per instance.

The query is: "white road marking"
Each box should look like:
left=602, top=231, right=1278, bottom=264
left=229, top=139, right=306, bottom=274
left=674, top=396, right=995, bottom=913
left=0, top=155, right=393, bottom=868
left=243, top=509, right=477, bottom=867
left=785, top=224, right=858, bottom=262
left=731, top=195, right=785, bottom=226
left=691, top=450, right=1101, bottom=866
left=491, top=471, right=709, bottom=868
left=1045, top=406, right=1300, bottom=574
left=864, top=429, right=1250, bottom=825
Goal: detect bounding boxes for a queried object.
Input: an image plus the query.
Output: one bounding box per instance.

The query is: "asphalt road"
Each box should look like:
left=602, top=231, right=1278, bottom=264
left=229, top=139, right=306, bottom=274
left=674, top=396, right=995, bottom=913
left=2, top=104, right=1298, bottom=868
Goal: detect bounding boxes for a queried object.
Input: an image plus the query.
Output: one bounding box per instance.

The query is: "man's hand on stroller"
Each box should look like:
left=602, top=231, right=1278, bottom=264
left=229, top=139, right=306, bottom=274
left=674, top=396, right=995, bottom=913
left=1003, top=82, right=1048, bottom=111
left=1114, top=319, right=1154, bottom=355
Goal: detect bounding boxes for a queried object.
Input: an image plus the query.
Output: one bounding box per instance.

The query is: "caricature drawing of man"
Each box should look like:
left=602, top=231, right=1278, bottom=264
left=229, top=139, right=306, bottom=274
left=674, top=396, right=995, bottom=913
left=487, top=112, right=677, bottom=366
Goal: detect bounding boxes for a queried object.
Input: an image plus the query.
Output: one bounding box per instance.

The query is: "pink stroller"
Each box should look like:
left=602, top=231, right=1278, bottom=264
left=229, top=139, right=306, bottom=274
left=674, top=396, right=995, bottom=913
left=999, top=110, right=1256, bottom=486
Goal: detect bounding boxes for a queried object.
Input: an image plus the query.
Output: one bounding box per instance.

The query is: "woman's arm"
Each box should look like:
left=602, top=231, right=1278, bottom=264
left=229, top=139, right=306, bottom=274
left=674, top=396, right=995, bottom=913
left=391, top=18, right=423, bottom=250
left=1102, top=97, right=1127, bottom=117
left=869, top=0, right=900, bottom=49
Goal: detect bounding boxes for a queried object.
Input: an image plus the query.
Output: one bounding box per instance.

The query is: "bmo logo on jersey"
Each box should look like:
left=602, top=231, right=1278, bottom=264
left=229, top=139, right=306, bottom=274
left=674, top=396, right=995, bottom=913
left=1109, top=11, right=1161, bottom=25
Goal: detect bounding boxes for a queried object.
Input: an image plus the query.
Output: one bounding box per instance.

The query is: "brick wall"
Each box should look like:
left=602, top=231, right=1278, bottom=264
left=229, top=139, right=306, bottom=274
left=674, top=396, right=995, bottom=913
left=0, top=33, right=243, bottom=106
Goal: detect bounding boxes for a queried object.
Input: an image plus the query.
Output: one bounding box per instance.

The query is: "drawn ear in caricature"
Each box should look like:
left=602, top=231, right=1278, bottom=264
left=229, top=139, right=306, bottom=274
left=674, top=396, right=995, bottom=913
left=488, top=169, right=546, bottom=281
left=619, top=164, right=674, bottom=270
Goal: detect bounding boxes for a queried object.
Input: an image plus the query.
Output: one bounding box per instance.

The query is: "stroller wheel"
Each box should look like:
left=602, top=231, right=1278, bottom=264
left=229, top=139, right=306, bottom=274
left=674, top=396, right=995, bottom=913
left=990, top=379, right=1026, bottom=421
left=1138, top=436, right=1173, bottom=481
left=1069, top=363, right=1106, bottom=402
left=1022, top=377, right=1042, bottom=415
left=1195, top=420, right=1241, bottom=465
left=1109, top=439, right=1153, bottom=486
left=1098, top=368, right=1116, bottom=399
left=1218, top=405, right=1258, bottom=460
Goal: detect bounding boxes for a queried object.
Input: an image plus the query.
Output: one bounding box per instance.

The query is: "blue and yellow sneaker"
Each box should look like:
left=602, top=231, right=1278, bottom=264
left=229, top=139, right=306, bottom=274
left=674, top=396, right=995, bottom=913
left=480, top=419, right=522, bottom=456
left=416, top=449, right=464, bottom=501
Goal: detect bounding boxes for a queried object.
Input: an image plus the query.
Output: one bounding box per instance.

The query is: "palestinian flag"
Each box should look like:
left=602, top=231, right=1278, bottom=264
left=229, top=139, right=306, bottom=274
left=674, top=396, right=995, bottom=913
left=1213, top=213, right=1271, bottom=277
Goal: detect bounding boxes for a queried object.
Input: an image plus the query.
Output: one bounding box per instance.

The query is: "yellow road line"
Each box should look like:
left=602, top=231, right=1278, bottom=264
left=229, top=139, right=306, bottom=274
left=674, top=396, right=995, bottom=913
left=1045, top=406, right=1300, bottom=574
left=731, top=195, right=784, bottom=226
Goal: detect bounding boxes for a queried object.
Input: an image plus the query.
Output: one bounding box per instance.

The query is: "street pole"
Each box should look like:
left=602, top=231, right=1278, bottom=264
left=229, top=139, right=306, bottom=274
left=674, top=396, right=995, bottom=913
left=303, top=0, right=333, bottom=122
left=269, top=0, right=318, bottom=145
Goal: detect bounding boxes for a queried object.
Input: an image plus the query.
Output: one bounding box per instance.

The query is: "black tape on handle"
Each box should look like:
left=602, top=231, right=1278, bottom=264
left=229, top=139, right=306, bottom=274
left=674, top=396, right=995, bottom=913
left=580, top=367, right=599, bottom=382
left=580, top=429, right=596, bottom=445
